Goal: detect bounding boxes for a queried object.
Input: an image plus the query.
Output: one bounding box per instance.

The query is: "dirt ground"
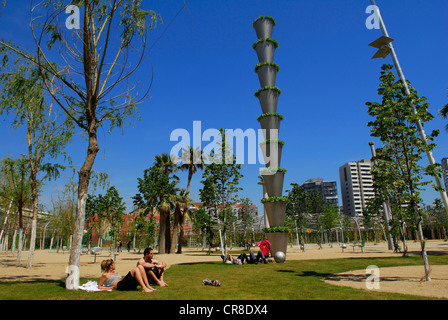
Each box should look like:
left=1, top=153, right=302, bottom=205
left=1, top=240, right=447, bottom=299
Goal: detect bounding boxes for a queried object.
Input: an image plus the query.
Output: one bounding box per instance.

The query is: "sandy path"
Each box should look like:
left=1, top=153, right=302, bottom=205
left=1, top=240, right=447, bottom=299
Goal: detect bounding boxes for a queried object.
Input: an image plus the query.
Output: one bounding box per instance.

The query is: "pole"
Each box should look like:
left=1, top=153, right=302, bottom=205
left=369, top=141, right=394, bottom=250
left=370, top=0, right=448, bottom=215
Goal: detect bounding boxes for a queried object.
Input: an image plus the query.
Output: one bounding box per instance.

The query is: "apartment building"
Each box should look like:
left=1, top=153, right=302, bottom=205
left=301, top=178, right=339, bottom=209
left=339, top=159, right=374, bottom=217
left=441, top=157, right=448, bottom=194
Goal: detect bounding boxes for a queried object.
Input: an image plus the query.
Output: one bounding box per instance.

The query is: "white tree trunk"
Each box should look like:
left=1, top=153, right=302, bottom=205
left=26, top=219, right=37, bottom=268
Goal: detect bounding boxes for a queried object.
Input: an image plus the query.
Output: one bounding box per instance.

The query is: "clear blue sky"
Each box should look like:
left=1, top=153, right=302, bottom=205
left=1, top=0, right=447, bottom=214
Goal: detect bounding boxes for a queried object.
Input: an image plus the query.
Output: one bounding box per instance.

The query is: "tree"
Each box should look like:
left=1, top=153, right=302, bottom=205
left=133, top=165, right=177, bottom=254
left=0, top=56, right=73, bottom=268
left=175, top=146, right=205, bottom=253
left=92, top=186, right=126, bottom=253
left=286, top=183, right=309, bottom=250
left=0, top=0, right=161, bottom=288
left=237, top=197, right=255, bottom=244
left=199, top=129, right=243, bottom=257
left=367, top=64, right=441, bottom=281
left=153, top=152, right=181, bottom=253
left=321, top=204, right=341, bottom=243
left=171, top=188, right=190, bottom=253
left=49, top=178, right=77, bottom=252
left=0, top=156, right=32, bottom=261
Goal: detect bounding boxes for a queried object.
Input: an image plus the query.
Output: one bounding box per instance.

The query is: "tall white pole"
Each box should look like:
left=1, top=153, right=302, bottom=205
left=370, top=0, right=448, bottom=215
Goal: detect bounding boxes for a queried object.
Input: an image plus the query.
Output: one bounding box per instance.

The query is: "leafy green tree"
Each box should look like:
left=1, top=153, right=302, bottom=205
left=321, top=204, right=341, bottom=242
left=133, top=165, right=177, bottom=254
left=192, top=207, right=214, bottom=252
left=199, top=129, right=243, bottom=257
left=93, top=186, right=126, bottom=252
left=286, top=183, right=309, bottom=249
left=0, top=156, right=32, bottom=261
left=0, top=0, right=161, bottom=287
left=49, top=178, right=77, bottom=252
left=367, top=64, right=441, bottom=280
left=307, top=190, right=326, bottom=247
left=237, top=197, right=255, bottom=244
left=0, top=56, right=73, bottom=267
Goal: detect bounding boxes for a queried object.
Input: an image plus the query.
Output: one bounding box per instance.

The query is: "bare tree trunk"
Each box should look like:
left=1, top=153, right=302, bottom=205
left=170, top=205, right=181, bottom=254
left=417, top=216, right=431, bottom=281
left=26, top=179, right=39, bottom=268
left=16, top=228, right=23, bottom=262
left=177, top=209, right=186, bottom=254
left=158, top=209, right=167, bottom=254
left=66, top=126, right=99, bottom=289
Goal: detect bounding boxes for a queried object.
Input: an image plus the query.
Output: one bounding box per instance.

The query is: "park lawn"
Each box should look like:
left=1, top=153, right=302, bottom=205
left=0, top=255, right=447, bottom=300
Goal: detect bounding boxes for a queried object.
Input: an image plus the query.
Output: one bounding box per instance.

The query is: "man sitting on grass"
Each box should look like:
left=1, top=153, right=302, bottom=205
left=137, top=247, right=168, bottom=287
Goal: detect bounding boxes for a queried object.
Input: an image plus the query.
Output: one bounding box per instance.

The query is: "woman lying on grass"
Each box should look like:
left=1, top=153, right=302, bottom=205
left=98, top=259, right=156, bottom=293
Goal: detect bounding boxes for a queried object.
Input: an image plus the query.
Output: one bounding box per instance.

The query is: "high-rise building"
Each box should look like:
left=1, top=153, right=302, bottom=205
left=339, top=159, right=374, bottom=217
left=301, top=178, right=339, bottom=209
left=441, top=158, right=448, bottom=194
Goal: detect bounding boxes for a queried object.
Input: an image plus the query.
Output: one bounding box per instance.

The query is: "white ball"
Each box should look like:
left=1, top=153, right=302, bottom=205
left=274, top=251, right=286, bottom=263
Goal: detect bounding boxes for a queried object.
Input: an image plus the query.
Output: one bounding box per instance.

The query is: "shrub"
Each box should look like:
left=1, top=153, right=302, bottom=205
left=252, top=15, right=277, bottom=27
left=252, top=37, right=279, bottom=50
left=263, top=226, right=290, bottom=233
left=254, top=62, right=280, bottom=73
left=257, top=112, right=284, bottom=121
left=261, top=196, right=289, bottom=203
left=254, top=86, right=282, bottom=97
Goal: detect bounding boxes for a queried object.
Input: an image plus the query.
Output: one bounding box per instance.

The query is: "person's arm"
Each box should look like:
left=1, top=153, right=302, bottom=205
left=98, top=274, right=110, bottom=290
left=138, top=258, right=156, bottom=269
left=151, top=258, right=166, bottom=269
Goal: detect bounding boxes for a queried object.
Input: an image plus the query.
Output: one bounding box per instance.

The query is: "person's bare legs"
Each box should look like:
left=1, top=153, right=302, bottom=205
left=137, top=265, right=155, bottom=291
left=158, top=266, right=168, bottom=287
left=146, top=267, right=168, bottom=287
left=130, top=267, right=154, bottom=292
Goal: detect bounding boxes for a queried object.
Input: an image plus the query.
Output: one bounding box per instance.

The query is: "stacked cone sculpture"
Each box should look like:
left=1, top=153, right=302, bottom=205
left=253, top=16, right=288, bottom=259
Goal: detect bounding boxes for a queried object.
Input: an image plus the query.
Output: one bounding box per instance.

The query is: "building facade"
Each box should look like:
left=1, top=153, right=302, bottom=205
left=301, top=178, right=339, bottom=209
left=339, top=159, right=374, bottom=217
left=441, top=157, right=448, bottom=194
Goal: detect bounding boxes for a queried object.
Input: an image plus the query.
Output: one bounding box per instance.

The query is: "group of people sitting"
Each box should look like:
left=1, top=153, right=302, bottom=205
left=97, top=241, right=272, bottom=292
left=221, top=240, right=271, bottom=265
left=98, top=247, right=168, bottom=293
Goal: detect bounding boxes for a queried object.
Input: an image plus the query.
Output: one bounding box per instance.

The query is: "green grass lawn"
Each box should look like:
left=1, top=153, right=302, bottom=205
left=0, top=255, right=447, bottom=301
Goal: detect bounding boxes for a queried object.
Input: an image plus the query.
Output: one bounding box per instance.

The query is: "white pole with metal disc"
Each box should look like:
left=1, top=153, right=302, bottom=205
left=369, top=0, right=448, bottom=215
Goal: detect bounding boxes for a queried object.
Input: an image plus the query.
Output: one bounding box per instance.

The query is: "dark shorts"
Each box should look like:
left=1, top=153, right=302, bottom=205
left=147, top=267, right=160, bottom=284
left=116, top=272, right=138, bottom=291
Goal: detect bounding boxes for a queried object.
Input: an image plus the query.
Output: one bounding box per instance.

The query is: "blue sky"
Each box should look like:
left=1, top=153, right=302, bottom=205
left=1, top=0, right=448, bottom=214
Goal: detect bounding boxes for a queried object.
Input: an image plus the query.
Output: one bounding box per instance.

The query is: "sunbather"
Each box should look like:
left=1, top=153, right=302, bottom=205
left=98, top=259, right=155, bottom=292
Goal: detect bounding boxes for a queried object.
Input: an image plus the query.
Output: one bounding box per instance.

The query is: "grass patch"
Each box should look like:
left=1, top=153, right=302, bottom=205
left=0, top=255, right=447, bottom=300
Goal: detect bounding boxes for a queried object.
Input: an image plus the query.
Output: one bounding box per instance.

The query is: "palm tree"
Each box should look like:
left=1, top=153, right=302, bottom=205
left=153, top=153, right=179, bottom=253
left=175, top=147, right=205, bottom=253
left=178, top=147, right=205, bottom=195
left=154, top=153, right=179, bottom=179
left=170, top=189, right=191, bottom=253
left=440, top=102, right=448, bottom=132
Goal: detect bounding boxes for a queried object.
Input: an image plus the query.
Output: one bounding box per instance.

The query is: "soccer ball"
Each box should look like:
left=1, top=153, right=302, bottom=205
left=274, top=251, right=286, bottom=263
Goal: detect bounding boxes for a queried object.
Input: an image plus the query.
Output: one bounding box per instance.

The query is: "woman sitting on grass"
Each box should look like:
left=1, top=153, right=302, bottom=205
left=98, top=259, right=155, bottom=293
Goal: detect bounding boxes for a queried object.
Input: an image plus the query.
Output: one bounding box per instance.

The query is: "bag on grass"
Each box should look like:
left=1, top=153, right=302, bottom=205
left=202, top=279, right=221, bottom=287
